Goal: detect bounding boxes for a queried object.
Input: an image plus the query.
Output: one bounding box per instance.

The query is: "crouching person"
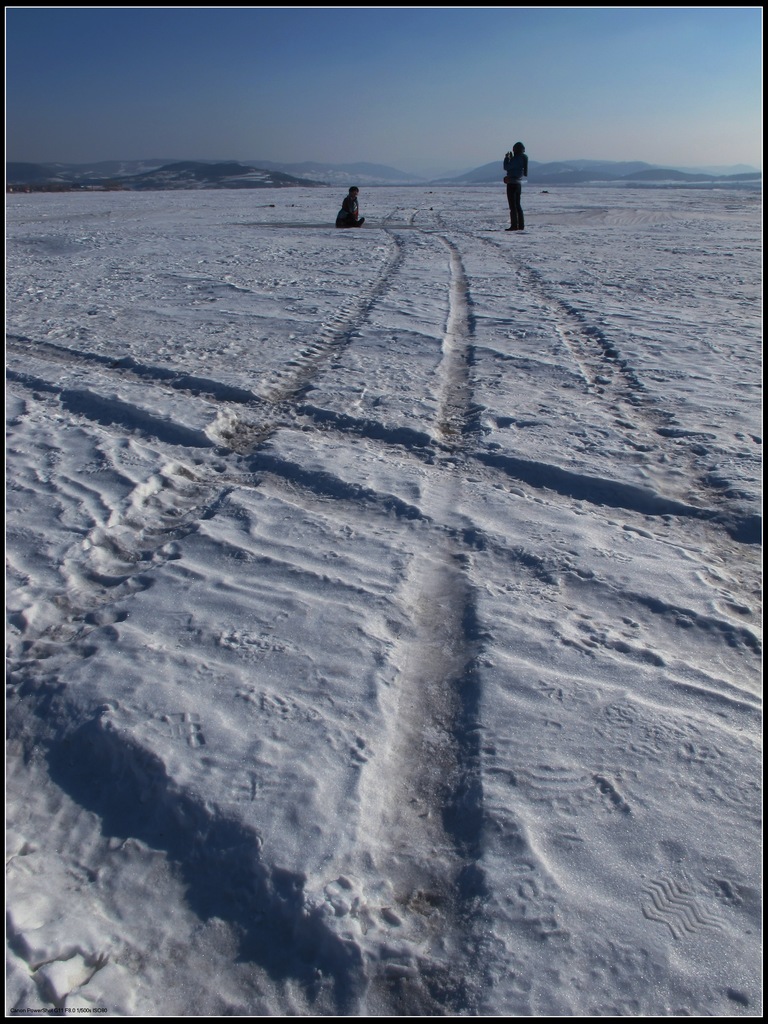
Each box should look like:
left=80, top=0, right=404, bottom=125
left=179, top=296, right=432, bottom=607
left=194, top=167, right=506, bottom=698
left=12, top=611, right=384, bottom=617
left=336, top=186, right=365, bottom=227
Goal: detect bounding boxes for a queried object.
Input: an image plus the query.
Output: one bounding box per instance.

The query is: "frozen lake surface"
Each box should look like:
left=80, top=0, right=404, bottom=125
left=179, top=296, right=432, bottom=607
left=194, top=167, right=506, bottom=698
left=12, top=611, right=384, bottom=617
left=6, top=185, right=762, bottom=1016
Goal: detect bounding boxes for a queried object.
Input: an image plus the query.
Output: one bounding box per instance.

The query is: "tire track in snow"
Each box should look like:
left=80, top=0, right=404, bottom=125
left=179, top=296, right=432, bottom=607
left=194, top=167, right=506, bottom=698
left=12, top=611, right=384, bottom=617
left=362, top=547, right=487, bottom=1014
left=11, top=223, right=756, bottom=546
left=473, top=236, right=647, bottom=402
left=236, top=223, right=758, bottom=975
left=466, top=232, right=673, bottom=426
left=258, top=231, right=406, bottom=406
left=6, top=216, right=488, bottom=1014
left=6, top=230, right=405, bottom=457
left=5, top=225, right=418, bottom=683
left=439, top=232, right=761, bottom=544
left=351, top=234, right=491, bottom=1012
left=435, top=237, right=476, bottom=442
left=382, top=208, right=418, bottom=228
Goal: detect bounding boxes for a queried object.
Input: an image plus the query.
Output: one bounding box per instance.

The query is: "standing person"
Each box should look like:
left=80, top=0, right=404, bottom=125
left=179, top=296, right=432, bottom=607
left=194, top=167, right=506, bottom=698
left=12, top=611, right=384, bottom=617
left=503, top=142, right=528, bottom=231
left=335, top=186, right=365, bottom=228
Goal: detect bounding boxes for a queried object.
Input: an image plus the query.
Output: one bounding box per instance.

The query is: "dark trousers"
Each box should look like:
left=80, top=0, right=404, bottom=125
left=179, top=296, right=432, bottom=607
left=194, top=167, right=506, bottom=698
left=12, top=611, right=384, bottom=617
left=506, top=182, right=524, bottom=229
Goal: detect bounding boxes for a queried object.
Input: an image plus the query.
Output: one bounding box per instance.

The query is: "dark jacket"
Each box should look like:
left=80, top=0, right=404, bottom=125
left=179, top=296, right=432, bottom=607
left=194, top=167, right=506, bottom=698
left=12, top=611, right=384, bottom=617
left=336, top=193, right=360, bottom=226
left=503, top=152, right=529, bottom=181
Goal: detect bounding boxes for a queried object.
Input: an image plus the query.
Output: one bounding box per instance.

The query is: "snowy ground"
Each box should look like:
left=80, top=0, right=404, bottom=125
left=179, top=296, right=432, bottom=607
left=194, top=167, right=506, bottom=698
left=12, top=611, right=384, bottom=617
left=5, top=185, right=762, bottom=1016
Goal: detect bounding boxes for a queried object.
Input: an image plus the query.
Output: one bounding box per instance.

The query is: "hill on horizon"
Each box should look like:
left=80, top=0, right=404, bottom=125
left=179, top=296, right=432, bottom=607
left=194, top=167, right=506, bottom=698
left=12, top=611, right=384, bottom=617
left=6, top=157, right=761, bottom=191
left=5, top=160, right=326, bottom=191
left=438, top=159, right=762, bottom=185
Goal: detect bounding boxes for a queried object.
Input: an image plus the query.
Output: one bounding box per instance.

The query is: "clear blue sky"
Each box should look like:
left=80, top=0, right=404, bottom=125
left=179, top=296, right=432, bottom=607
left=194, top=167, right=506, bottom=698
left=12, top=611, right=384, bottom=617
left=5, top=7, right=763, bottom=174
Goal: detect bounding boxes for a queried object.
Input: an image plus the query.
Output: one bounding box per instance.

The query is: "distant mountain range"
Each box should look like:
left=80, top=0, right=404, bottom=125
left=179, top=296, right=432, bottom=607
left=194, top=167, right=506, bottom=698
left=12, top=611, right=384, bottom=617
left=5, top=160, right=326, bottom=190
left=441, top=159, right=762, bottom=185
left=6, top=158, right=761, bottom=191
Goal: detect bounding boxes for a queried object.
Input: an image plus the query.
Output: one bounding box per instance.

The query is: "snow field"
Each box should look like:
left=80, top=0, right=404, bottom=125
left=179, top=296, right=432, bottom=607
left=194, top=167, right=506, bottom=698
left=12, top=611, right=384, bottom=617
left=6, top=185, right=761, bottom=1015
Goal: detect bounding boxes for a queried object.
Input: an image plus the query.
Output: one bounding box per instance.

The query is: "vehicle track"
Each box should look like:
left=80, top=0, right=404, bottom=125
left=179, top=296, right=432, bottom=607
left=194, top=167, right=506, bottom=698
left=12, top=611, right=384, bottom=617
left=350, top=227, right=491, bottom=1013
left=440, top=229, right=761, bottom=542
left=259, top=231, right=407, bottom=405
left=435, top=237, right=476, bottom=441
